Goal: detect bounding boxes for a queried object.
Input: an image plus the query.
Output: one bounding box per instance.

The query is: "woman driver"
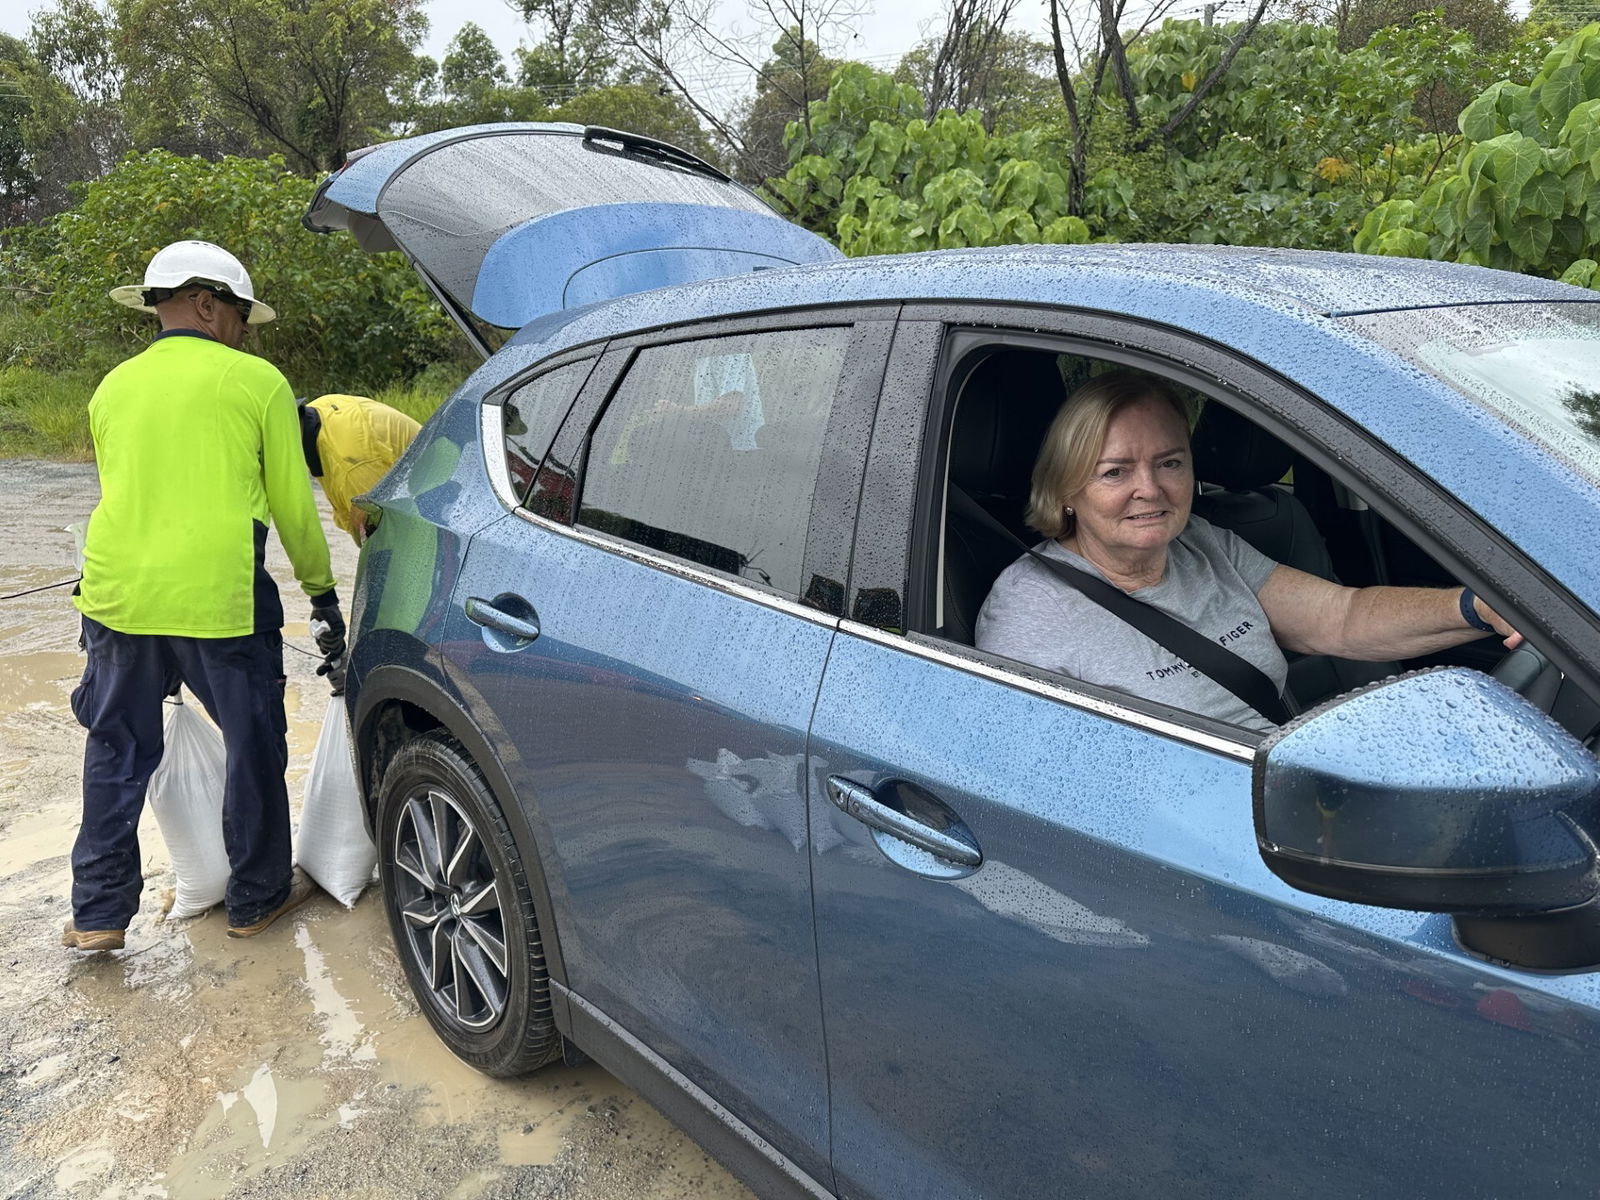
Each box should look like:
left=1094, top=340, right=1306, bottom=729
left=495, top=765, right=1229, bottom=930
left=975, top=370, right=1521, bottom=730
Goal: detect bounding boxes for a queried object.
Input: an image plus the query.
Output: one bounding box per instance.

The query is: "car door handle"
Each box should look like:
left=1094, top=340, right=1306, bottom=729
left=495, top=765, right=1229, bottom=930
left=464, top=595, right=540, bottom=642
left=825, top=776, right=981, bottom=867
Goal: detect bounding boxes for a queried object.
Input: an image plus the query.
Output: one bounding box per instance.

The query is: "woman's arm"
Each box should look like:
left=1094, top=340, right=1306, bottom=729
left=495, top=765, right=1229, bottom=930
left=1256, top=565, right=1522, bottom=661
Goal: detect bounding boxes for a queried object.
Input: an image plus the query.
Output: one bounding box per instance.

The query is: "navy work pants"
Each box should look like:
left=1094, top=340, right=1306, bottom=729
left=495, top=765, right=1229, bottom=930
left=70, top=616, right=291, bottom=930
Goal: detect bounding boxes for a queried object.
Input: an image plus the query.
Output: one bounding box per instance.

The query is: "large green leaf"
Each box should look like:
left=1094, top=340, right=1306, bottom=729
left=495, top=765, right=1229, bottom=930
left=1460, top=80, right=1513, bottom=141
left=1482, top=132, right=1543, bottom=195
left=1523, top=170, right=1568, bottom=219
left=1375, top=228, right=1430, bottom=257
left=1041, top=216, right=1090, bottom=245
left=1564, top=164, right=1593, bottom=209
left=1354, top=200, right=1414, bottom=252
left=1561, top=99, right=1600, bottom=162
left=1507, top=214, right=1554, bottom=264
left=1554, top=214, right=1588, bottom=257
left=1462, top=183, right=1497, bottom=257
left=1560, top=258, right=1599, bottom=288
left=1537, top=64, right=1586, bottom=128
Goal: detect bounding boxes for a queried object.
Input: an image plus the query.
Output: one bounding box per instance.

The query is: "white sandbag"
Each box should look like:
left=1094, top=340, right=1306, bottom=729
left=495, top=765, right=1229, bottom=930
left=295, top=698, right=375, bottom=907
left=147, top=698, right=230, bottom=919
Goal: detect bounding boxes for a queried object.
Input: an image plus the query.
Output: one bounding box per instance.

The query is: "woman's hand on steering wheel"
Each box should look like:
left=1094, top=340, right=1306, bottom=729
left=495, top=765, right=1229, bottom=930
left=1474, top=595, right=1524, bottom=650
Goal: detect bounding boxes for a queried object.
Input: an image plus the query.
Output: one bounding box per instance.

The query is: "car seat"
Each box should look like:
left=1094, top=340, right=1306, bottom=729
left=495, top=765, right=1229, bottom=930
left=941, top=351, right=1064, bottom=644
left=1189, top=401, right=1397, bottom=706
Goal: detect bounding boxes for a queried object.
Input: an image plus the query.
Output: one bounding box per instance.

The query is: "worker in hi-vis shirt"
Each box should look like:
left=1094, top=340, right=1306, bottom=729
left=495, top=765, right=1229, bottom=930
left=64, top=240, right=343, bottom=952
left=298, top=394, right=421, bottom=545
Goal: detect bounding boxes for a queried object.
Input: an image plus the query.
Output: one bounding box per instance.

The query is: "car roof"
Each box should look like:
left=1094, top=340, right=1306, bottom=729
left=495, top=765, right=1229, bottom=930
left=499, top=242, right=1596, bottom=366
left=475, top=241, right=1600, bottom=618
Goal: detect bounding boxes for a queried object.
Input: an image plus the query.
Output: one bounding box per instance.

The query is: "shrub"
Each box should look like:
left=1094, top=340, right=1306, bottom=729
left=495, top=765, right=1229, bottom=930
left=8, top=149, right=465, bottom=393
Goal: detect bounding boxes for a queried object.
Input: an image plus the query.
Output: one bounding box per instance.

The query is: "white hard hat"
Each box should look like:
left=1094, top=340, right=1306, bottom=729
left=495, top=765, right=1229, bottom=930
left=109, top=239, right=277, bottom=325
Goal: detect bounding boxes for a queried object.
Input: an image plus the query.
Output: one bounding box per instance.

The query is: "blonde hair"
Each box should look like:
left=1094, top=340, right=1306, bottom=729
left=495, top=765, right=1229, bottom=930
left=1026, top=370, right=1191, bottom=539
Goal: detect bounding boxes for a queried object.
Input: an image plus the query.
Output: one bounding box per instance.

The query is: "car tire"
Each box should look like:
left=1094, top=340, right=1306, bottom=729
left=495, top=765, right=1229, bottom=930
left=376, top=730, right=560, bottom=1077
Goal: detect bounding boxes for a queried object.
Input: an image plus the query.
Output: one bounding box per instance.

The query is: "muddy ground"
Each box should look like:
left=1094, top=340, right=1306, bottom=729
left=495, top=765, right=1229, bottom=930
left=0, top=460, right=753, bottom=1200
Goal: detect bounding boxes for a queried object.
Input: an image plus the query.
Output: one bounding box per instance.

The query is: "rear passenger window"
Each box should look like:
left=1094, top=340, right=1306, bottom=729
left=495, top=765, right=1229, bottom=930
left=503, top=359, right=596, bottom=502
left=578, top=328, right=850, bottom=597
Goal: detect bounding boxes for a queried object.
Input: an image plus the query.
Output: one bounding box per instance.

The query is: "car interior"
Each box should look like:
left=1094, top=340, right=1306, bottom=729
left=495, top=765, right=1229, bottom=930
left=932, top=346, right=1600, bottom=742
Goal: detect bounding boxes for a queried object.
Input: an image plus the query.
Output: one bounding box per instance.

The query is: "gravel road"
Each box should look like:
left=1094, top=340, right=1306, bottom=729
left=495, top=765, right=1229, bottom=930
left=0, top=460, right=754, bottom=1200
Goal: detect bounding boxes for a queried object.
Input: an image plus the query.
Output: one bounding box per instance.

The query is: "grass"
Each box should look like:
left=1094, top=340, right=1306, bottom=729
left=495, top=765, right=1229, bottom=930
left=0, top=359, right=472, bottom=462
left=0, top=366, right=98, bottom=460
left=367, top=359, right=473, bottom=425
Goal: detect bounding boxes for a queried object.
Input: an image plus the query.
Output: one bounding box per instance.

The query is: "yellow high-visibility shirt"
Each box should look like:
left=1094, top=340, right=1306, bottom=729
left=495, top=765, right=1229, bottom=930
left=76, top=331, right=336, bottom=637
left=305, top=394, right=421, bottom=543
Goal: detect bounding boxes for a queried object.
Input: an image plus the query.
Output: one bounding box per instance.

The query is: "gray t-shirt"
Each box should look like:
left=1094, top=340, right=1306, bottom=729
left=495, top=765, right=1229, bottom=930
left=974, top=515, right=1287, bottom=731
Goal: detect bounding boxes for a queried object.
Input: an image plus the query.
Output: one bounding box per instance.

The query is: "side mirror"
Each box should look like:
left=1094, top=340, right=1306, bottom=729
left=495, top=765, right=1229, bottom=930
left=1254, top=668, right=1600, bottom=924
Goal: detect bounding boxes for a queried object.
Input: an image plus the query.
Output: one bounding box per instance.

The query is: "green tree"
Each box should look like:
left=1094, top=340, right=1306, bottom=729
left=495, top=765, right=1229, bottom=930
left=513, top=0, right=616, bottom=100
left=1104, top=15, right=1495, bottom=248
left=1331, top=0, right=1515, bottom=51
left=12, top=0, right=131, bottom=214
left=0, top=37, right=38, bottom=226
left=735, top=30, right=841, bottom=183
left=1357, top=23, right=1600, bottom=281
left=1529, top=0, right=1600, bottom=36
left=15, top=149, right=461, bottom=388
left=408, top=23, right=550, bottom=132
left=114, top=0, right=429, bottom=174
left=551, top=83, right=716, bottom=161
left=771, top=63, right=1087, bottom=254
left=895, top=28, right=1058, bottom=135
left=442, top=23, right=510, bottom=97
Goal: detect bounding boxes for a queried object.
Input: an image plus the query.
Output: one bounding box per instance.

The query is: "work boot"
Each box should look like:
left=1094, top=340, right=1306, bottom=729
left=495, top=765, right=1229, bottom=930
left=227, top=868, right=317, bottom=939
left=62, top=921, right=125, bottom=952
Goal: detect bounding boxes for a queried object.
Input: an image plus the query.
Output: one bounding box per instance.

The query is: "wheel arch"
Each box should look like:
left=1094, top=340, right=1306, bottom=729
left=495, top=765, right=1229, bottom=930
left=352, top=664, right=573, bottom=1018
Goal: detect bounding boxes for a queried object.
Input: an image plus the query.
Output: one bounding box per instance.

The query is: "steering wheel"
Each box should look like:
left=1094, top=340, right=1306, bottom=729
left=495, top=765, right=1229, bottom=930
left=1490, top=642, right=1561, bottom=713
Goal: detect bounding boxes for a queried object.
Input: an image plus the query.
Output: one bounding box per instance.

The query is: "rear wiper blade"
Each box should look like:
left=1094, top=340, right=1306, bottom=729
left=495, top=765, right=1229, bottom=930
left=582, top=126, right=732, bottom=184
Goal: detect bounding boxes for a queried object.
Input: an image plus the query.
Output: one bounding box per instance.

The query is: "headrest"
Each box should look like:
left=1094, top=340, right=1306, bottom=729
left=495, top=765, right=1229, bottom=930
left=1191, top=400, right=1295, bottom=492
left=951, top=352, right=1065, bottom=497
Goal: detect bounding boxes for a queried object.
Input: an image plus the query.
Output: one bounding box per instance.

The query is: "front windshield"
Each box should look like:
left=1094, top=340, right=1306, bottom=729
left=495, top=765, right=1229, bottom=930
left=1343, top=302, right=1600, bottom=487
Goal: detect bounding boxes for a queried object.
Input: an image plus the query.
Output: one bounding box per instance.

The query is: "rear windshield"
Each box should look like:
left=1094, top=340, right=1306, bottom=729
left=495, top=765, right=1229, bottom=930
left=378, top=131, right=775, bottom=317
left=1343, top=301, right=1600, bottom=487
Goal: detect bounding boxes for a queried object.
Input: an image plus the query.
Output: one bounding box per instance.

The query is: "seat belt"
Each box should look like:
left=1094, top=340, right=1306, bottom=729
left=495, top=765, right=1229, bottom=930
left=949, top=487, right=1291, bottom=726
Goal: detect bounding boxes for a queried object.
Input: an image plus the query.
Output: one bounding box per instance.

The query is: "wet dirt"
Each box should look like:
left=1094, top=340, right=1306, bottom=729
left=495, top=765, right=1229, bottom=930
left=0, top=460, right=754, bottom=1200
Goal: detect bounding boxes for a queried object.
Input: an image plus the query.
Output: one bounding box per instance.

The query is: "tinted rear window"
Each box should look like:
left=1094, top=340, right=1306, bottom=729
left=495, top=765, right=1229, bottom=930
left=378, top=131, right=775, bottom=316
left=578, top=327, right=851, bottom=597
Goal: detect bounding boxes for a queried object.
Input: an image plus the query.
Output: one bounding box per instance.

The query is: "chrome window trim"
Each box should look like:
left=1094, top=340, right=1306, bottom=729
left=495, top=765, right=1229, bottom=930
left=511, top=503, right=1255, bottom=758
left=838, top=619, right=1258, bottom=762
left=480, top=404, right=520, bottom=511
left=511, top=506, right=840, bottom=629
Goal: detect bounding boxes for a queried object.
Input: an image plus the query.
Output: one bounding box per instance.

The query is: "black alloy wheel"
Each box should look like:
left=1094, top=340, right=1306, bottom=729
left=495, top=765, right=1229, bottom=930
left=376, top=730, right=560, bottom=1076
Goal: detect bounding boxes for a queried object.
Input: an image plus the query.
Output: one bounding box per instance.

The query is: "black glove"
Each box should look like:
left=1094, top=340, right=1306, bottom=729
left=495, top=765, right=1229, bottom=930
left=309, top=603, right=346, bottom=656
left=317, top=649, right=348, bottom=695
left=309, top=602, right=347, bottom=695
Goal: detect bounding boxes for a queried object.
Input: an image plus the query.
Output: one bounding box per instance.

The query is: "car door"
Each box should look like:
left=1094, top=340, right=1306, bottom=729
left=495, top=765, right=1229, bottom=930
left=810, top=313, right=1600, bottom=1200
left=438, top=311, right=892, bottom=1187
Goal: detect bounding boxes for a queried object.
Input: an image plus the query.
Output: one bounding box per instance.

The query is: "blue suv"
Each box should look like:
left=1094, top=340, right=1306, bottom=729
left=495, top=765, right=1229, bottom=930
left=306, top=123, right=1600, bottom=1199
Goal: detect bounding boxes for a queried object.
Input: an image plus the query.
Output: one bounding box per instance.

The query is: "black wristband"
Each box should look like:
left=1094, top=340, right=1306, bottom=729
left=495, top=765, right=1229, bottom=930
left=1459, top=587, right=1495, bottom=634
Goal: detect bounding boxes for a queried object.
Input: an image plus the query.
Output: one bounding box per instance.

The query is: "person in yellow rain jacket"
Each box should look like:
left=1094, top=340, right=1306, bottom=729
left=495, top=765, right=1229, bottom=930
left=297, top=394, right=421, bottom=544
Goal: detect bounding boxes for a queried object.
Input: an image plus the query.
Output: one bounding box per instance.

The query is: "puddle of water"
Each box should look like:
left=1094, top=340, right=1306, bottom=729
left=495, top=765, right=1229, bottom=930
left=446, top=1170, right=509, bottom=1200
left=54, top=1143, right=116, bottom=1192
left=241, top=1063, right=278, bottom=1149
left=0, top=649, right=82, bottom=713
left=0, top=563, right=81, bottom=595
left=21, top=1051, right=72, bottom=1090
left=294, top=924, right=376, bottom=1064
left=0, top=809, right=76, bottom=877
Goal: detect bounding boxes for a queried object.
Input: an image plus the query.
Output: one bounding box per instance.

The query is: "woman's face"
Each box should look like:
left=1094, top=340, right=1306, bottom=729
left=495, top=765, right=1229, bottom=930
left=1065, top=394, right=1193, bottom=562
